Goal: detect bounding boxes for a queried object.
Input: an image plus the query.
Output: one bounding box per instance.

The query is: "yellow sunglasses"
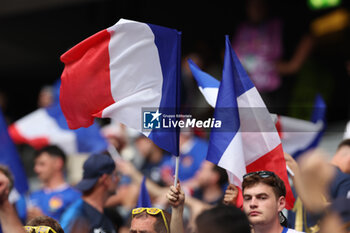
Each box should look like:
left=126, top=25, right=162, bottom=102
left=24, top=226, right=57, bottom=233
left=132, top=207, right=169, bottom=233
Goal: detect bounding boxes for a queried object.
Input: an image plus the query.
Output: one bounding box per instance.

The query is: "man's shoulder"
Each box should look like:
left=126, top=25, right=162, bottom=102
left=60, top=185, right=81, bottom=196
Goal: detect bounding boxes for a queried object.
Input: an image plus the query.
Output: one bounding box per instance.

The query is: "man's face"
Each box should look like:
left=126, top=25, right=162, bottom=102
left=130, top=215, right=157, bottom=233
left=242, top=182, right=285, bottom=226
left=106, top=169, right=119, bottom=196
left=336, top=146, right=350, bottom=173
left=34, top=152, right=57, bottom=183
left=195, top=161, right=215, bottom=187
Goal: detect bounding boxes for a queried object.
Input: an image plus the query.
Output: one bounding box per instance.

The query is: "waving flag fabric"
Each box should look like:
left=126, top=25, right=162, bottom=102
left=60, top=18, right=181, bottom=156
left=8, top=103, right=108, bottom=155
left=278, top=94, right=326, bottom=158
left=204, top=36, right=294, bottom=209
left=188, top=59, right=219, bottom=108
left=189, top=60, right=326, bottom=159
left=0, top=108, right=28, bottom=194
left=136, top=176, right=152, bottom=208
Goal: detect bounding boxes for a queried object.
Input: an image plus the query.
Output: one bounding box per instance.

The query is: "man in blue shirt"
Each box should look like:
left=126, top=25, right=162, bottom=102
left=27, top=145, right=81, bottom=221
left=60, top=153, right=119, bottom=233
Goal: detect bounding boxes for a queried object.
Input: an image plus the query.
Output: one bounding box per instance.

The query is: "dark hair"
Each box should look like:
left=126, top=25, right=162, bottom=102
left=132, top=210, right=171, bottom=233
left=212, top=165, right=228, bottom=186
left=26, top=216, right=64, bottom=233
left=337, top=139, right=350, bottom=150
left=35, top=145, right=67, bottom=165
left=242, top=171, right=286, bottom=199
left=196, top=204, right=251, bottom=233
left=0, top=165, right=14, bottom=191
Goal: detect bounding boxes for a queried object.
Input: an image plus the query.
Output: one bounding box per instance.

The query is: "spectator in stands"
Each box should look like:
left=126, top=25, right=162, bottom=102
left=25, top=216, right=64, bottom=233
left=224, top=171, right=304, bottom=233
left=196, top=204, right=251, bottom=233
left=60, top=153, right=119, bottom=233
left=130, top=207, right=171, bottom=233
left=27, top=145, right=81, bottom=221
left=192, top=161, right=228, bottom=205
left=331, top=139, right=350, bottom=174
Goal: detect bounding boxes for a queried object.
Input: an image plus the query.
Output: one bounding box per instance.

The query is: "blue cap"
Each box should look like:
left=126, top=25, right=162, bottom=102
left=75, top=154, right=116, bottom=192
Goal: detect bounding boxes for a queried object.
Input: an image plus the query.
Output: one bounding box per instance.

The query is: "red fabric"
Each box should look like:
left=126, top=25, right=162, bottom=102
left=246, top=144, right=295, bottom=210
left=275, top=115, right=283, bottom=138
left=235, top=186, right=243, bottom=209
left=60, top=29, right=115, bottom=129
left=8, top=124, right=49, bottom=149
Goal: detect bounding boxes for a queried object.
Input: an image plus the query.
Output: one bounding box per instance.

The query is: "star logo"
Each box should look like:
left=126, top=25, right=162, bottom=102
left=150, top=109, right=162, bottom=122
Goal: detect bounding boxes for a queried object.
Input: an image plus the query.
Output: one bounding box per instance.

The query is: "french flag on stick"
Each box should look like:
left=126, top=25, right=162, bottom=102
left=60, top=18, right=181, bottom=156
left=196, top=36, right=294, bottom=209
left=188, top=61, right=326, bottom=159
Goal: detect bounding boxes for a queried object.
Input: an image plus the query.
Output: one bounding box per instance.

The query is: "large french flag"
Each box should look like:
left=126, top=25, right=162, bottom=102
left=60, top=19, right=181, bottom=156
left=0, top=108, right=28, bottom=195
left=8, top=103, right=108, bottom=155
left=188, top=61, right=326, bottom=159
left=203, top=36, right=294, bottom=209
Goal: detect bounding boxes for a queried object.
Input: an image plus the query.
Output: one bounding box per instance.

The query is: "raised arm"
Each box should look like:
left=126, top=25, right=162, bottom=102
left=166, top=183, right=185, bottom=233
left=0, top=172, right=26, bottom=233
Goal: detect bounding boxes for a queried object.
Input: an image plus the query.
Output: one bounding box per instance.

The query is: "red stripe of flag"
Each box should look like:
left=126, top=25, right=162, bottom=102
left=246, top=143, right=294, bottom=209
left=60, top=29, right=115, bottom=129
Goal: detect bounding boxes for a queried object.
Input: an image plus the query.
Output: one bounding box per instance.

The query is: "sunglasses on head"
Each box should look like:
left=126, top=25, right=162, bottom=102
left=243, top=171, right=276, bottom=180
left=24, top=226, right=57, bottom=233
left=132, top=207, right=169, bottom=233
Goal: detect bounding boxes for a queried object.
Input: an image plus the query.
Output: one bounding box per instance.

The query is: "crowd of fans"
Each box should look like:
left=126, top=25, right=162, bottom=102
left=1, top=0, right=350, bottom=232
left=1, top=137, right=350, bottom=233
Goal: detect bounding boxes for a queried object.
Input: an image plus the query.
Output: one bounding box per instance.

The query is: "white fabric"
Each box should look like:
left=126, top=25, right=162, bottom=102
left=198, top=86, right=218, bottom=108
left=280, top=116, right=324, bottom=155
left=14, top=109, right=77, bottom=154
left=102, top=19, right=163, bottom=134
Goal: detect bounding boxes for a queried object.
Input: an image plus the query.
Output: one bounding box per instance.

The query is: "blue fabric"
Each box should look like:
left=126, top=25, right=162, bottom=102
left=29, top=185, right=81, bottom=221
left=147, top=23, right=181, bottom=157
left=188, top=59, right=220, bottom=88
left=207, top=36, right=243, bottom=165
left=177, top=137, right=208, bottom=181
left=141, top=153, right=172, bottom=186
left=60, top=199, right=116, bottom=233
left=293, top=94, right=326, bottom=159
left=0, top=108, right=28, bottom=194
left=60, top=199, right=84, bottom=233
left=46, top=103, right=108, bottom=154
left=136, top=176, right=152, bottom=208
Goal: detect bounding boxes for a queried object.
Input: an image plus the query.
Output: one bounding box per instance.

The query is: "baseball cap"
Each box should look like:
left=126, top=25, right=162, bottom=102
left=75, top=153, right=116, bottom=192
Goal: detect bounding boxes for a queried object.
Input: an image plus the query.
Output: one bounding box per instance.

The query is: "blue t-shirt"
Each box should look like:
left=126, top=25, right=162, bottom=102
left=178, top=137, right=208, bottom=181
left=163, top=136, right=208, bottom=181
left=29, top=184, right=81, bottom=221
left=140, top=153, right=173, bottom=186
left=330, top=167, right=350, bottom=199
left=60, top=199, right=117, bottom=233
